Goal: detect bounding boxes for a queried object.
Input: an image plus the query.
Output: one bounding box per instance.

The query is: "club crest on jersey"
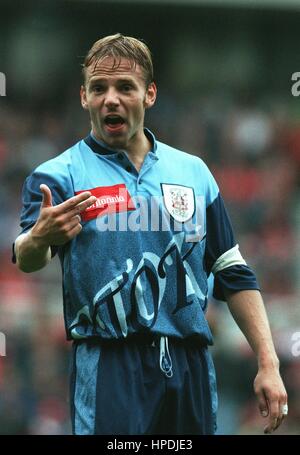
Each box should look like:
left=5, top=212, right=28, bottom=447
left=161, top=184, right=195, bottom=223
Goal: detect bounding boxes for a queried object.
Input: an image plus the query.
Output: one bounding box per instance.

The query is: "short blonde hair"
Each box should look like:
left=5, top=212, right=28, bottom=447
left=82, top=33, right=154, bottom=86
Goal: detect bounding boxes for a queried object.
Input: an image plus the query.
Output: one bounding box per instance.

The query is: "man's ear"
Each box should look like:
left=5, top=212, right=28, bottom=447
left=144, top=82, right=157, bottom=109
left=80, top=85, right=89, bottom=110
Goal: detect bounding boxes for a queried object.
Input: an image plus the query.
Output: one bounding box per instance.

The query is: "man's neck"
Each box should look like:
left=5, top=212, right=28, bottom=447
left=125, top=132, right=152, bottom=172
left=92, top=129, right=152, bottom=172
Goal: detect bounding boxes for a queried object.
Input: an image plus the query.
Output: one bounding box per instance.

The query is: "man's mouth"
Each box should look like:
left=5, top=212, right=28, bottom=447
left=104, top=115, right=126, bottom=131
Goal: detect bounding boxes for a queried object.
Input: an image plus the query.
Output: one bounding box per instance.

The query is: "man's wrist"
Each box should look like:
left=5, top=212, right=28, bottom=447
left=29, top=229, right=50, bottom=251
left=258, top=352, right=280, bottom=371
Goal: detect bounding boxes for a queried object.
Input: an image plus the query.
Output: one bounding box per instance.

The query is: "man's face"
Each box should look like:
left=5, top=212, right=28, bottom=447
left=81, top=57, right=157, bottom=150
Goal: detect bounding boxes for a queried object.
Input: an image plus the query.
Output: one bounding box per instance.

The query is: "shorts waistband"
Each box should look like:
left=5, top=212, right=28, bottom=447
left=72, top=333, right=207, bottom=348
left=73, top=334, right=208, bottom=379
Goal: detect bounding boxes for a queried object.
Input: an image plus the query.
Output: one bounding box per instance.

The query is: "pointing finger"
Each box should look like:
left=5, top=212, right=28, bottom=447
left=69, top=195, right=97, bottom=215
left=55, top=192, right=96, bottom=214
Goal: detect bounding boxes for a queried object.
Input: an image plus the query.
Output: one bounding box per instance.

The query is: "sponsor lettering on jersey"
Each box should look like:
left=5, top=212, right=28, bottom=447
left=75, top=184, right=136, bottom=221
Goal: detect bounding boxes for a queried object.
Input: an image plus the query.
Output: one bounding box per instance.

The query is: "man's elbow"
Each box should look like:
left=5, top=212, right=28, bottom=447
left=16, top=258, right=44, bottom=273
left=14, top=232, right=51, bottom=273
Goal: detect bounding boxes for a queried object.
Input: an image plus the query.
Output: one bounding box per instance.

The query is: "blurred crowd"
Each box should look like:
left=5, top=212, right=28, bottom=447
left=0, top=81, right=300, bottom=434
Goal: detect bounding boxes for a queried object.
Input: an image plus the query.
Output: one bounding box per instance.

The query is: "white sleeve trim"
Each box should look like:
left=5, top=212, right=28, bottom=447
left=211, top=244, right=247, bottom=275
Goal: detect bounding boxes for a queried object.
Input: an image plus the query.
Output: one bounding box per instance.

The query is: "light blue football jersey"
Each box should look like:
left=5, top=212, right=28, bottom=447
left=17, top=129, right=259, bottom=342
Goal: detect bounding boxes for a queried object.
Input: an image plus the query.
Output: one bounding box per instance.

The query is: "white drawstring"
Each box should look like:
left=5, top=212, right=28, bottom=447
left=159, top=336, right=173, bottom=378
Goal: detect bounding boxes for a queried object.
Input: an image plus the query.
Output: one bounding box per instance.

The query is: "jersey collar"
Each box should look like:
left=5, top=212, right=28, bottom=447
left=84, top=128, right=157, bottom=156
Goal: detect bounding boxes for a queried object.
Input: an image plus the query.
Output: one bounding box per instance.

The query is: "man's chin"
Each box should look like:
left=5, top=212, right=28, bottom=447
left=93, top=128, right=126, bottom=149
left=104, top=134, right=127, bottom=150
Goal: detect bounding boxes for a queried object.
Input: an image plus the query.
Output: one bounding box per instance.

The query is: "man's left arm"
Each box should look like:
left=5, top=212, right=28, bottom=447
left=225, top=288, right=288, bottom=434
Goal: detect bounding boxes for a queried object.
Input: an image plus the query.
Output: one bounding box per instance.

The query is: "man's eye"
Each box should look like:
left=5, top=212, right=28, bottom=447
left=121, top=84, right=133, bottom=92
left=92, top=85, right=104, bottom=93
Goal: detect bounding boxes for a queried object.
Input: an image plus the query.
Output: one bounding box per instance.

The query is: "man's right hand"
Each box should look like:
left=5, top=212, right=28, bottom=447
left=15, top=184, right=97, bottom=273
left=30, top=184, right=97, bottom=248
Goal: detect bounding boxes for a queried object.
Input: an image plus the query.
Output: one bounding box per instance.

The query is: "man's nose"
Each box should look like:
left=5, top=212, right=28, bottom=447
left=104, top=88, right=120, bottom=108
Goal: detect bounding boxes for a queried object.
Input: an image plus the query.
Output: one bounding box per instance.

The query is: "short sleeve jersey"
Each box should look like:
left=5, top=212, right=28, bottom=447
left=16, top=129, right=259, bottom=343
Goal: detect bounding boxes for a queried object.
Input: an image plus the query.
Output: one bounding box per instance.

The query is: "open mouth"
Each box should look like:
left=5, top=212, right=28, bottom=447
left=104, top=115, right=125, bottom=130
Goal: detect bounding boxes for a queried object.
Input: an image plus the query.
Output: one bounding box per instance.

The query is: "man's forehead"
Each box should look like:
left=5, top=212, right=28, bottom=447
left=86, top=56, right=143, bottom=80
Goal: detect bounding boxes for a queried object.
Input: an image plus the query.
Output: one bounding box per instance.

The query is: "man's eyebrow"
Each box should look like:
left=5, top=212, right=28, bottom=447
left=117, top=78, right=135, bottom=83
left=88, top=78, right=107, bottom=85
left=88, top=77, right=137, bottom=85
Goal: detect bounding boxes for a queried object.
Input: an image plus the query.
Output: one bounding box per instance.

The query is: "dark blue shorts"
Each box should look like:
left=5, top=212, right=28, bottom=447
left=70, top=335, right=217, bottom=435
